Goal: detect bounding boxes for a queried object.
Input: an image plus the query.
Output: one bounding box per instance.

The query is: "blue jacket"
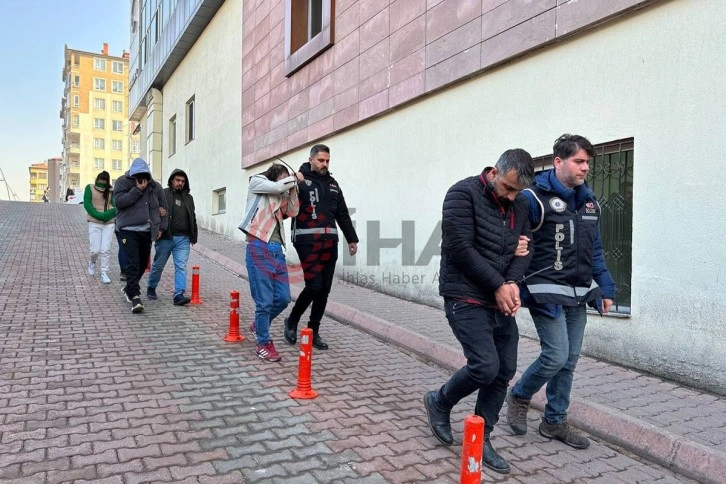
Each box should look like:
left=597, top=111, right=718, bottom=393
left=521, top=170, right=616, bottom=317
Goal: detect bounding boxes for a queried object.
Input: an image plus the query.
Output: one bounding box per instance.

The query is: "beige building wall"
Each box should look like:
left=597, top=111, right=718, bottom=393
left=279, top=0, right=726, bottom=392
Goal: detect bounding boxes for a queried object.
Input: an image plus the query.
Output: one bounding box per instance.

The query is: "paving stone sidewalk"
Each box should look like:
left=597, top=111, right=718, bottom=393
left=0, top=201, right=711, bottom=483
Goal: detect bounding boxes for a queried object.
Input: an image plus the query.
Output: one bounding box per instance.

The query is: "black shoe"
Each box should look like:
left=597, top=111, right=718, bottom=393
left=173, top=292, right=191, bottom=306
left=147, top=287, right=158, bottom=300
left=483, top=439, right=510, bottom=474
left=311, top=333, right=329, bottom=350
left=423, top=391, right=453, bottom=445
left=131, top=297, right=144, bottom=314
left=284, top=317, right=297, bottom=345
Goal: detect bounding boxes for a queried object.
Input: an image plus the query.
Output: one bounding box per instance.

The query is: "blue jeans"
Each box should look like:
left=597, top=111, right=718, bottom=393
left=148, top=235, right=191, bottom=296
left=246, top=240, right=291, bottom=345
left=512, top=305, right=587, bottom=424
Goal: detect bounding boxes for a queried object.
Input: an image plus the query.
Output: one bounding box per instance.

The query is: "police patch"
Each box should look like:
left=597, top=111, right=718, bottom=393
left=585, top=201, right=597, bottom=214
left=304, top=180, right=312, bottom=186
left=549, top=197, right=567, bottom=213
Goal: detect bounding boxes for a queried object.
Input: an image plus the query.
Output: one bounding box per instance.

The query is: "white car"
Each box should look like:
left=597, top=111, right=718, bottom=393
left=65, top=194, right=83, bottom=204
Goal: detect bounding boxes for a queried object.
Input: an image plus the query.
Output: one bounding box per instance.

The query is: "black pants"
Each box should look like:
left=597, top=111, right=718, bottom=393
left=289, top=240, right=338, bottom=333
left=119, top=229, right=152, bottom=299
left=436, top=299, right=519, bottom=435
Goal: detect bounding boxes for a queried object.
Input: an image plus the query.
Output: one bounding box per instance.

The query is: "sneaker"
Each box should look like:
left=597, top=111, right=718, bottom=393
left=506, top=389, right=530, bottom=435
left=88, top=261, right=95, bottom=276
left=147, top=287, right=158, bottom=300
left=101, top=273, right=111, bottom=284
left=256, top=341, right=281, bottom=362
left=249, top=322, right=256, bottom=339
left=119, top=271, right=127, bottom=282
left=131, top=297, right=144, bottom=314
left=538, top=418, right=590, bottom=449
left=173, top=292, right=191, bottom=306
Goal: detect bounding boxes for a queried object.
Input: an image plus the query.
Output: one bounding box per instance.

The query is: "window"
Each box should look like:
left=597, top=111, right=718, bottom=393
left=112, top=140, right=123, bottom=151
left=112, top=61, right=124, bottom=74
left=94, top=138, right=105, bottom=149
left=94, top=98, right=106, bottom=110
left=532, top=138, right=633, bottom=314
left=132, top=140, right=140, bottom=153
left=169, top=115, right=177, bottom=155
left=284, top=0, right=334, bottom=76
left=73, top=75, right=80, bottom=87
left=213, top=188, right=226, bottom=214
left=94, top=118, right=105, bottom=129
left=112, top=120, right=123, bottom=132
left=94, top=158, right=105, bottom=169
left=72, top=114, right=79, bottom=128
left=94, top=78, right=106, bottom=91
left=185, top=96, right=195, bottom=143
left=113, top=100, right=123, bottom=113
left=112, top=159, right=123, bottom=170
left=94, top=58, right=106, bottom=71
left=112, top=81, right=123, bottom=93
left=73, top=95, right=79, bottom=107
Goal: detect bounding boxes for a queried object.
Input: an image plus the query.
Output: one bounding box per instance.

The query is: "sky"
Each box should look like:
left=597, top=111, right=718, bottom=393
left=0, top=1, right=130, bottom=201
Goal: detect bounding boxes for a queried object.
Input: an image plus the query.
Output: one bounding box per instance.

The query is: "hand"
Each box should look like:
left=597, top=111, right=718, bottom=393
left=135, top=178, right=149, bottom=191
left=157, top=230, right=163, bottom=240
left=495, top=283, right=520, bottom=316
left=348, top=242, right=358, bottom=256
left=602, top=298, right=613, bottom=314
left=515, top=236, right=530, bottom=256
left=159, top=207, right=168, bottom=217
left=295, top=171, right=304, bottom=182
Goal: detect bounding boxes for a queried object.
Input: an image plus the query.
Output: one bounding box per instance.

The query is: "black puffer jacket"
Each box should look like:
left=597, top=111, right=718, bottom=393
left=439, top=169, right=533, bottom=306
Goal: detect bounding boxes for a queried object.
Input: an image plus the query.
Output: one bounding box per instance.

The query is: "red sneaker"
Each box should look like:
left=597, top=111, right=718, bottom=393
left=256, top=341, right=281, bottom=362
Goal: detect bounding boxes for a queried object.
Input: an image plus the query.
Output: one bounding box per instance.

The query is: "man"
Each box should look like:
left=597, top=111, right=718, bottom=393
left=114, top=158, right=168, bottom=313
left=506, top=134, right=616, bottom=449
left=284, top=144, right=358, bottom=350
left=423, top=149, right=535, bottom=474
left=147, top=169, right=198, bottom=306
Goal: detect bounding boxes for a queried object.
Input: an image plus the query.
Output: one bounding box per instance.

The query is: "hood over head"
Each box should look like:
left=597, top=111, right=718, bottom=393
left=129, top=158, right=151, bottom=177
left=167, top=168, right=190, bottom=191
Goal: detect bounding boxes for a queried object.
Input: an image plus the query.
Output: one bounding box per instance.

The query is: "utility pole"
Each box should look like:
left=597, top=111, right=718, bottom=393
left=0, top=167, right=21, bottom=201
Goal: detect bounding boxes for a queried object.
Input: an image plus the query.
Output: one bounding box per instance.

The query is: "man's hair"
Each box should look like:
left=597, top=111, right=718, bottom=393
left=495, top=148, right=534, bottom=187
left=260, top=164, right=290, bottom=181
left=553, top=133, right=596, bottom=160
left=310, top=144, right=330, bottom=157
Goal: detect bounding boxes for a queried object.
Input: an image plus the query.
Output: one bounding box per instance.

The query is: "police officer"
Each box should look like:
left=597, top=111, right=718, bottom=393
left=284, top=144, right=358, bottom=350
left=506, top=134, right=616, bottom=449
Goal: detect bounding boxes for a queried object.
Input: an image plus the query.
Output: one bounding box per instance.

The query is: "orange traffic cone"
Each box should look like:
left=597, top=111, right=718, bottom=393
left=224, top=291, right=245, bottom=342
left=189, top=265, right=203, bottom=304
left=289, top=328, right=318, bottom=399
left=460, top=415, right=485, bottom=483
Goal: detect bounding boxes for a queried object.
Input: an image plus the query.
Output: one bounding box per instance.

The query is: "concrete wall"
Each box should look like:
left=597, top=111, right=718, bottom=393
left=280, top=0, right=726, bottom=393
left=156, top=0, right=245, bottom=239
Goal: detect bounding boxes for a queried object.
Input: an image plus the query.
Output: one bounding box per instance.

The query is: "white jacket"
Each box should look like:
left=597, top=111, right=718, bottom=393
left=238, top=174, right=299, bottom=245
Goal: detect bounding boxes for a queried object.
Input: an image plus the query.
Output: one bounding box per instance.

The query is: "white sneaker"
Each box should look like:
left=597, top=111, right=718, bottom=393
left=101, top=273, right=111, bottom=284
left=88, top=261, right=96, bottom=275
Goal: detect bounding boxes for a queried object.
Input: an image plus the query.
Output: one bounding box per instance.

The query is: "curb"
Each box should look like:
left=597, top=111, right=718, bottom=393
left=193, top=243, right=726, bottom=484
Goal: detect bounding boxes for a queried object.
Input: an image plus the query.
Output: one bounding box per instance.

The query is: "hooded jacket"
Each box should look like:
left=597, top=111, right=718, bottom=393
left=113, top=158, right=168, bottom=240
left=239, top=173, right=300, bottom=245
left=291, top=162, right=358, bottom=245
left=161, top=169, right=198, bottom=244
left=521, top=169, right=616, bottom=317
left=439, top=169, right=533, bottom=307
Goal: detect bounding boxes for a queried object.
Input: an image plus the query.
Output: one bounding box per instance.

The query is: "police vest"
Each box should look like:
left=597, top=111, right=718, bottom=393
left=524, top=187, right=602, bottom=306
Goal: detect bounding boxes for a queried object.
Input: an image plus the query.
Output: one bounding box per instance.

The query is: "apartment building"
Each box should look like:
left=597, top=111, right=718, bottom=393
left=60, top=43, right=141, bottom=195
left=28, top=162, right=48, bottom=203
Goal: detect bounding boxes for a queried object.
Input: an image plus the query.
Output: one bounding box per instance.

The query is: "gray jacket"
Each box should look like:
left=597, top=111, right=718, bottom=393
left=113, top=172, right=168, bottom=240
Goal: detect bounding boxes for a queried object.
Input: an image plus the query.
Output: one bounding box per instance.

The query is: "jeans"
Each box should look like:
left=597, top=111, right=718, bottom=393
left=88, top=223, right=114, bottom=274
left=115, top=230, right=128, bottom=273
left=512, top=304, right=587, bottom=424
left=436, top=300, right=519, bottom=435
left=246, top=239, right=291, bottom=345
left=118, top=229, right=152, bottom=299
left=288, top=240, right=338, bottom=333
left=148, top=235, right=191, bottom=296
